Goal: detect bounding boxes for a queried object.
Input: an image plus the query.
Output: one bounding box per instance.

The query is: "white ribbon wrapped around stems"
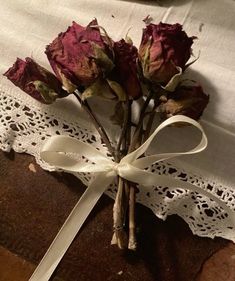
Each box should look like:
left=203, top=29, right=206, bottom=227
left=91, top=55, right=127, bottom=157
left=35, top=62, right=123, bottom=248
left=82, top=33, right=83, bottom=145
left=29, top=115, right=235, bottom=281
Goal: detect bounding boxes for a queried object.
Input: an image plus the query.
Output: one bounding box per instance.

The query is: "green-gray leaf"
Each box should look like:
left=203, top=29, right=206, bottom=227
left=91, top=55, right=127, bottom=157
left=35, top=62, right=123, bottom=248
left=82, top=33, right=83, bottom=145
left=92, top=44, right=114, bottom=73
left=162, top=66, right=182, bottom=92
left=32, top=81, right=58, bottom=104
left=81, top=79, right=115, bottom=100
left=106, top=80, right=127, bottom=101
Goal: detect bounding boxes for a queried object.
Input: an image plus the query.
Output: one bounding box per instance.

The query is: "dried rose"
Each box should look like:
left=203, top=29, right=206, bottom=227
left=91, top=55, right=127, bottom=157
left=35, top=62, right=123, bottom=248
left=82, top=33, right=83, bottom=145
left=139, top=22, right=195, bottom=90
left=4, top=58, right=67, bottom=104
left=45, top=19, right=114, bottom=93
left=112, top=39, right=142, bottom=99
left=158, top=85, right=209, bottom=120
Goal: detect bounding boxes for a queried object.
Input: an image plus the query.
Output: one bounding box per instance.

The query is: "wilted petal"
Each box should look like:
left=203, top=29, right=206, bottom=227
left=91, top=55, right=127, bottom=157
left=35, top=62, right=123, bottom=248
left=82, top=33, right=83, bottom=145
left=139, top=22, right=195, bottom=86
left=45, top=19, right=114, bottom=91
left=158, top=85, right=209, bottom=120
left=4, top=58, right=67, bottom=104
left=113, top=39, right=142, bottom=99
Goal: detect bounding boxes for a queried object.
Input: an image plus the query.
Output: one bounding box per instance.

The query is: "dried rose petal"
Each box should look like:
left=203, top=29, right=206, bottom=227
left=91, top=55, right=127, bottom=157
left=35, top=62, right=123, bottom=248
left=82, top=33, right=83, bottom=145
left=113, top=39, right=142, bottom=99
left=4, top=58, right=67, bottom=104
left=139, top=22, right=195, bottom=86
left=45, top=19, right=114, bottom=93
left=158, top=85, right=209, bottom=120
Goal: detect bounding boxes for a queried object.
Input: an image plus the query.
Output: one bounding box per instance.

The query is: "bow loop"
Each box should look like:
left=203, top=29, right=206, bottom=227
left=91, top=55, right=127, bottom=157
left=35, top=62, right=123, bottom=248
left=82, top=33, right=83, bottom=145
left=122, top=115, right=208, bottom=170
left=40, top=135, right=114, bottom=173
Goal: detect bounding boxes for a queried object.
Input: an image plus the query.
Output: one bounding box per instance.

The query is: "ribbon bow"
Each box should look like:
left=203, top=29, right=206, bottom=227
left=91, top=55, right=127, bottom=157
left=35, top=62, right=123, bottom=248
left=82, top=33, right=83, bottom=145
left=29, top=115, right=234, bottom=281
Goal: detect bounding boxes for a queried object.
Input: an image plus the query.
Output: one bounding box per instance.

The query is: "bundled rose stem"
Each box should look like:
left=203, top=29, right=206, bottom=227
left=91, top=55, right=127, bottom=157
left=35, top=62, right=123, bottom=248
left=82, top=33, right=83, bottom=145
left=74, top=90, right=154, bottom=250
left=74, top=92, right=122, bottom=246
left=127, top=91, right=155, bottom=250
left=74, top=91, right=130, bottom=249
left=112, top=99, right=131, bottom=248
left=112, top=177, right=127, bottom=248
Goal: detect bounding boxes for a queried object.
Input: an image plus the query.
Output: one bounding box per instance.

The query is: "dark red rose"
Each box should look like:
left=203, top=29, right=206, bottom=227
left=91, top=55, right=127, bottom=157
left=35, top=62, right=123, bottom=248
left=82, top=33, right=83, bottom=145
left=4, top=58, right=67, bottom=104
left=139, top=22, right=195, bottom=86
left=113, top=39, right=142, bottom=99
left=45, top=19, right=114, bottom=93
left=158, top=85, right=209, bottom=120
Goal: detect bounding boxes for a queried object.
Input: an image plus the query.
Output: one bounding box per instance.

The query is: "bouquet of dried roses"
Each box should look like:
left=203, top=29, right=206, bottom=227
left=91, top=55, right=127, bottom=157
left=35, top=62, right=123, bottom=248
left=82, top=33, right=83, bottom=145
left=4, top=19, right=209, bottom=254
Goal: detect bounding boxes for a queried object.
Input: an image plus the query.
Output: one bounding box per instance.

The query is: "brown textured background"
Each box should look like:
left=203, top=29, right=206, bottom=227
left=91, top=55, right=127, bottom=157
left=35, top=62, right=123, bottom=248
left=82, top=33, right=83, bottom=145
left=0, top=150, right=234, bottom=281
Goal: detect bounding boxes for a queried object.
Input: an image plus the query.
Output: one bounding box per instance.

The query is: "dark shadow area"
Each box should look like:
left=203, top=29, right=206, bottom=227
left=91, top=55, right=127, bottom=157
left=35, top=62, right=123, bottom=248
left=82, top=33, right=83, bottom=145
left=122, top=204, right=228, bottom=281
left=0, top=151, right=229, bottom=281
left=185, top=67, right=223, bottom=130
left=51, top=171, right=112, bottom=230
left=51, top=171, right=85, bottom=197
left=3, top=149, right=15, bottom=161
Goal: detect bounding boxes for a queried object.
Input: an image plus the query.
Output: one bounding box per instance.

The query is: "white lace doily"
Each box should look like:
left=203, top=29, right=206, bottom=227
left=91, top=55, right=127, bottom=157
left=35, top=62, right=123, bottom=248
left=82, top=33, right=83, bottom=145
left=1, top=82, right=235, bottom=243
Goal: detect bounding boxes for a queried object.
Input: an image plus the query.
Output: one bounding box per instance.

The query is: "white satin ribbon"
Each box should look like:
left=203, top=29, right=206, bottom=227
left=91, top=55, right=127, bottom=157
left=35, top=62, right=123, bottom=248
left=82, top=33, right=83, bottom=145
left=29, top=115, right=234, bottom=281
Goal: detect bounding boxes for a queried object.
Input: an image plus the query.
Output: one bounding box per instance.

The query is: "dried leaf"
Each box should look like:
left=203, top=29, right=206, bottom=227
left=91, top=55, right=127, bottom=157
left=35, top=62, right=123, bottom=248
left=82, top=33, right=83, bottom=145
left=56, top=66, right=77, bottom=93
left=110, top=101, right=125, bottom=126
left=93, top=44, right=114, bottom=73
left=81, top=79, right=115, bottom=100
left=143, top=15, right=153, bottom=25
left=107, top=80, right=126, bottom=101
left=185, top=51, right=201, bottom=69
left=31, top=81, right=58, bottom=103
left=162, top=66, right=182, bottom=92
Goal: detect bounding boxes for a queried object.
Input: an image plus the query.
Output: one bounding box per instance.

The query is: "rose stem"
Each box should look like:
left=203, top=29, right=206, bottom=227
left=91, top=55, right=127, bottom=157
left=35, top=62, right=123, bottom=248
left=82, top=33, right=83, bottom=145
left=124, top=100, right=132, bottom=212
left=129, top=92, right=154, bottom=151
left=116, top=100, right=130, bottom=158
left=143, top=100, right=159, bottom=142
left=123, top=101, right=132, bottom=241
left=127, top=91, right=155, bottom=250
left=112, top=177, right=127, bottom=248
left=125, top=101, right=132, bottom=152
left=128, top=182, right=136, bottom=249
left=112, top=99, right=131, bottom=249
left=73, top=92, right=115, bottom=158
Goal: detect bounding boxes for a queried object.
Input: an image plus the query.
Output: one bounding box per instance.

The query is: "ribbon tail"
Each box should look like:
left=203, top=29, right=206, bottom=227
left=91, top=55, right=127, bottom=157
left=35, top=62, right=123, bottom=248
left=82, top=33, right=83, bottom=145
left=29, top=172, right=114, bottom=281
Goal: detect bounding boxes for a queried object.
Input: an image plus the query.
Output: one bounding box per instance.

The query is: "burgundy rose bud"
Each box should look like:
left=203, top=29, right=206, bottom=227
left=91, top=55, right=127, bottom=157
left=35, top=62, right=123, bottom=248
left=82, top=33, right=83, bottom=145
left=45, top=19, right=114, bottom=93
left=158, top=85, right=209, bottom=120
left=139, top=22, right=195, bottom=86
left=113, top=39, right=142, bottom=99
left=4, top=58, right=68, bottom=104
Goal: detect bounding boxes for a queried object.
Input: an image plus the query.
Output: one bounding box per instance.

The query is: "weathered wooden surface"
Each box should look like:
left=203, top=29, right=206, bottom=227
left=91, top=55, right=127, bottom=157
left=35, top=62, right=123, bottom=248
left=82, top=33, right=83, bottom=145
left=0, top=151, right=232, bottom=281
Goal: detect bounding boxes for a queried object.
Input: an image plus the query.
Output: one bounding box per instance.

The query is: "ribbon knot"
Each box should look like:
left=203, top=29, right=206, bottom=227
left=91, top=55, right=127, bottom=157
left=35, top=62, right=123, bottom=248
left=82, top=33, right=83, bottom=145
left=113, top=162, right=130, bottom=175
left=30, top=115, right=235, bottom=281
left=112, top=163, right=120, bottom=173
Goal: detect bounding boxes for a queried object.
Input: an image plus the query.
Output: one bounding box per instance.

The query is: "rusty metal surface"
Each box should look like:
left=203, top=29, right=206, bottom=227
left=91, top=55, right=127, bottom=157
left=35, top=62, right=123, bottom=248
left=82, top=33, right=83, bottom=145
left=0, top=151, right=229, bottom=281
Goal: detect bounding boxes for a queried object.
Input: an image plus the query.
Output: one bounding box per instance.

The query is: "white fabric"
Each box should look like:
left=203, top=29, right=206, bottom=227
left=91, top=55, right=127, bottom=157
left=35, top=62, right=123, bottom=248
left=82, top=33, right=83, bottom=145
left=0, top=0, right=235, bottom=243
